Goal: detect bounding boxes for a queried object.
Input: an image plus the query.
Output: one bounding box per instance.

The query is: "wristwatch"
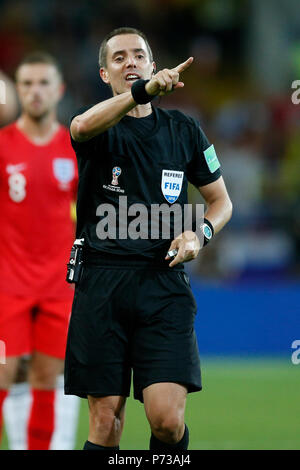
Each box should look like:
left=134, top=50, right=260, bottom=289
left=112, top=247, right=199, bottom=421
left=192, top=218, right=214, bottom=246
left=199, top=220, right=214, bottom=246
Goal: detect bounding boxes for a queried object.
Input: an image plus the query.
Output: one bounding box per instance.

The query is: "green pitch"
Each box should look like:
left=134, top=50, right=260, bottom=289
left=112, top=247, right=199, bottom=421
left=1, top=358, right=300, bottom=450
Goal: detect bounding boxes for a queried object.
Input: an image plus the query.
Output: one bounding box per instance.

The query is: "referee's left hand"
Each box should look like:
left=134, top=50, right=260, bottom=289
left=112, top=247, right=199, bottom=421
left=145, top=57, right=194, bottom=97
left=165, top=230, right=200, bottom=267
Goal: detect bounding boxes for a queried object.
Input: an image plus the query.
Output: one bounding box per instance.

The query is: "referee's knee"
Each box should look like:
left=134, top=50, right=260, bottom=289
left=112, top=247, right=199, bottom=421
left=148, top=413, right=185, bottom=444
left=88, top=396, right=126, bottom=444
left=90, top=408, right=119, bottom=434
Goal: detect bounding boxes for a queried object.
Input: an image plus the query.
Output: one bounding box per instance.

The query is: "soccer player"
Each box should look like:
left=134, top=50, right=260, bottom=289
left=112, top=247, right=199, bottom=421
left=65, top=27, right=233, bottom=450
left=0, top=52, right=78, bottom=450
left=3, top=364, right=80, bottom=450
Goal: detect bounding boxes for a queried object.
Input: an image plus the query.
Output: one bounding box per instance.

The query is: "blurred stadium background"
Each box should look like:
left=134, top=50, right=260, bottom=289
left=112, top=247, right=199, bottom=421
left=0, top=0, right=299, bottom=450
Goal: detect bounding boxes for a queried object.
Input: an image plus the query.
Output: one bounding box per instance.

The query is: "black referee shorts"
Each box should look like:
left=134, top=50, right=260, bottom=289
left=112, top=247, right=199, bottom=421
left=64, top=257, right=202, bottom=403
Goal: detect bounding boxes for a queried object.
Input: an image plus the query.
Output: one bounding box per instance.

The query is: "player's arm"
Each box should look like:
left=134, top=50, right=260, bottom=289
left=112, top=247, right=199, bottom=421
left=70, top=58, right=194, bottom=142
left=166, top=177, right=232, bottom=267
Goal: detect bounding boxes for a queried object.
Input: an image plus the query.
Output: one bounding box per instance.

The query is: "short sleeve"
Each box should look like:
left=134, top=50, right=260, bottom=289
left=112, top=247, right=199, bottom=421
left=69, top=105, right=103, bottom=158
left=186, top=120, right=222, bottom=187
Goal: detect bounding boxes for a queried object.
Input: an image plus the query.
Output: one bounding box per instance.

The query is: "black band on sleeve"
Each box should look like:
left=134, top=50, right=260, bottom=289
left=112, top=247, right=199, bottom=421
left=131, top=79, right=154, bottom=104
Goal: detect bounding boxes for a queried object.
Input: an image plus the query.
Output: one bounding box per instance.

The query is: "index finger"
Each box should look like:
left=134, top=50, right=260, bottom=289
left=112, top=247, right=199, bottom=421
left=169, top=245, right=185, bottom=268
left=173, top=57, right=194, bottom=74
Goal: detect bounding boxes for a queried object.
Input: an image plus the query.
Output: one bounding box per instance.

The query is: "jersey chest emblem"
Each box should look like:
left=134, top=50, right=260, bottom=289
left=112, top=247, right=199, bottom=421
left=102, top=166, right=125, bottom=194
left=53, top=158, right=75, bottom=188
left=111, top=166, right=122, bottom=186
left=161, top=169, right=184, bottom=204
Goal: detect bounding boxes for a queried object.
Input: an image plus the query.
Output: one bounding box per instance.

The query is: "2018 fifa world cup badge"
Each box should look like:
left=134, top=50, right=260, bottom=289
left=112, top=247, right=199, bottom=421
left=102, top=166, right=125, bottom=193
left=111, top=166, right=122, bottom=186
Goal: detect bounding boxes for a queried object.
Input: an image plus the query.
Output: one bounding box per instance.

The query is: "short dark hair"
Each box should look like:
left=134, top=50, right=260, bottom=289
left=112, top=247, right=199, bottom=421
left=99, top=27, right=153, bottom=68
left=15, top=51, right=63, bottom=80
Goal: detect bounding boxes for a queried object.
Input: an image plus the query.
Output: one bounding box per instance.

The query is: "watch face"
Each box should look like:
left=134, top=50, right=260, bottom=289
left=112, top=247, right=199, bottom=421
left=203, top=224, right=212, bottom=239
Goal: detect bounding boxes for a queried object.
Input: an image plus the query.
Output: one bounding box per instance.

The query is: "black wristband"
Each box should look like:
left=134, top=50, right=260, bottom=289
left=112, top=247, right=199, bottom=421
left=192, top=218, right=214, bottom=246
left=131, top=79, right=154, bottom=104
left=203, top=218, right=214, bottom=237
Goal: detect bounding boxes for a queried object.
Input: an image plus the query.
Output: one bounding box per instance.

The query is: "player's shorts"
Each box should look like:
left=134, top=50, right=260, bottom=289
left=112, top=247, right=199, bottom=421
left=64, top=255, right=202, bottom=403
left=0, top=292, right=72, bottom=358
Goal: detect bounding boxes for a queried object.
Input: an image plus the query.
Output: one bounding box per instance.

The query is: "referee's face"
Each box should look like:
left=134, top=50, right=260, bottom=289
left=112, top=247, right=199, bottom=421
left=100, top=34, right=155, bottom=96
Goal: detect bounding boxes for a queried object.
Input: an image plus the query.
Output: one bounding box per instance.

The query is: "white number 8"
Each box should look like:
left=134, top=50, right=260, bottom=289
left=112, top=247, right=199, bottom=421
left=8, top=173, right=26, bottom=202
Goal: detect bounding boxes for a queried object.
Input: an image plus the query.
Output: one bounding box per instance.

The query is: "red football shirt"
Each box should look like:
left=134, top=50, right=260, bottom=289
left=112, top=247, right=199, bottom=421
left=0, top=122, right=78, bottom=299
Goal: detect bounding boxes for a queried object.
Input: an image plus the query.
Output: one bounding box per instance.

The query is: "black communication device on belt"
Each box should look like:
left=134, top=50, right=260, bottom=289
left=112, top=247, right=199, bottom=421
left=66, top=238, right=84, bottom=284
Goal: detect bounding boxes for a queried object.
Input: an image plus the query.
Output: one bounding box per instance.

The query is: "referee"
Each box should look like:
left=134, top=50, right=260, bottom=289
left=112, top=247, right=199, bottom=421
left=64, top=27, right=232, bottom=451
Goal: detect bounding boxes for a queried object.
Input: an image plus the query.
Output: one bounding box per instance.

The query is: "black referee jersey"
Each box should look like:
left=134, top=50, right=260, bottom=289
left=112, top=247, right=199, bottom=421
left=70, top=105, right=221, bottom=259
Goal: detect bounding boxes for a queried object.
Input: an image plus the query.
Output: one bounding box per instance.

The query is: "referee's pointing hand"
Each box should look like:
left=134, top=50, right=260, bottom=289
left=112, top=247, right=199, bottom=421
left=145, top=57, right=194, bottom=97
